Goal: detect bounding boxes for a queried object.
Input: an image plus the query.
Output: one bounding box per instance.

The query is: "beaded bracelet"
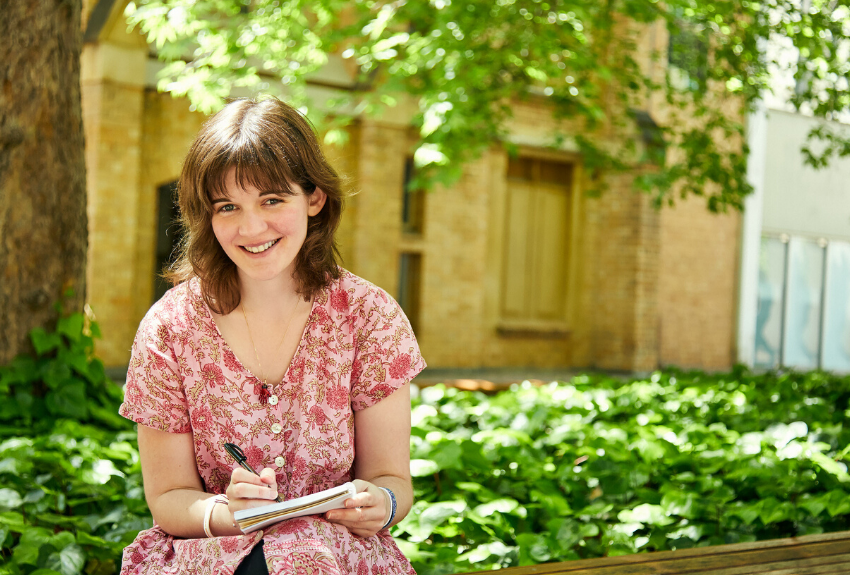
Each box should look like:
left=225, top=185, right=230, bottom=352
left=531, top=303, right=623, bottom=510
left=203, top=494, right=229, bottom=538
left=378, top=487, right=397, bottom=530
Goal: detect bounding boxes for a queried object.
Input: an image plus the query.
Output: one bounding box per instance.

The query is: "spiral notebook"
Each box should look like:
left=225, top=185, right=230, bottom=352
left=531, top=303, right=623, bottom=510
left=233, top=482, right=357, bottom=533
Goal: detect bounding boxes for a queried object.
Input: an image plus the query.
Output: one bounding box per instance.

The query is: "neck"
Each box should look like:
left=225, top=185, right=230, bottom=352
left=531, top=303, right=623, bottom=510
left=236, top=269, right=303, bottom=317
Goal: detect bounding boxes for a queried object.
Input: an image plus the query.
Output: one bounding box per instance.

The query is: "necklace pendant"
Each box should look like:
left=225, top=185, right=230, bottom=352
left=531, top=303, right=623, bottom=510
left=258, top=383, right=271, bottom=405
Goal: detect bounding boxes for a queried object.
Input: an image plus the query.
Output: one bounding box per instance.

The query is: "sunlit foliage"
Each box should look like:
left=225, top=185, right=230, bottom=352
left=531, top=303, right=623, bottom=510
left=126, top=0, right=850, bottom=211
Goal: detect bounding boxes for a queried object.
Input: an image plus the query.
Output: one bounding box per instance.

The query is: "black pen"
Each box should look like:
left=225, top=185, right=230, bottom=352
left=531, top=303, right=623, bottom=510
left=223, top=442, right=283, bottom=503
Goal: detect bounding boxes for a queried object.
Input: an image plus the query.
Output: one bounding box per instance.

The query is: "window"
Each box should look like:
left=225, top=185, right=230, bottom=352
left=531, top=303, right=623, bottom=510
left=754, top=234, right=850, bottom=371
left=398, top=252, right=422, bottom=334
left=153, top=181, right=182, bottom=303
left=402, top=158, right=425, bottom=235
left=667, top=19, right=708, bottom=91
left=500, top=157, right=572, bottom=330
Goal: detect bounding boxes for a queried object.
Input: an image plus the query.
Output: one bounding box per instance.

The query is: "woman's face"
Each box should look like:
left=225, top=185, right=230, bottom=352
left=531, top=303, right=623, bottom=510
left=211, top=168, right=326, bottom=286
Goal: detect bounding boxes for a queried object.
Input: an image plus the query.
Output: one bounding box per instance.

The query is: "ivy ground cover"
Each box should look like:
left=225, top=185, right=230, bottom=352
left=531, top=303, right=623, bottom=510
left=395, top=369, right=850, bottom=574
left=2, top=318, right=850, bottom=575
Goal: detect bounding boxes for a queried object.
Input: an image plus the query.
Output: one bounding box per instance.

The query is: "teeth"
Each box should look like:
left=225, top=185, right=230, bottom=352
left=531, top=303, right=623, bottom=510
left=244, top=240, right=277, bottom=254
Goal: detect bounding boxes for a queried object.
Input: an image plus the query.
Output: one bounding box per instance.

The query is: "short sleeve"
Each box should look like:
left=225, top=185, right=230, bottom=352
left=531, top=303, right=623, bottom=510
left=118, top=307, right=191, bottom=433
left=350, top=289, right=426, bottom=411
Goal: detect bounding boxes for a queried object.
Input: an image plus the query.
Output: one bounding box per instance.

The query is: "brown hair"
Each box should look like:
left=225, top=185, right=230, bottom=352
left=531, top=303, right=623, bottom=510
left=166, top=97, right=343, bottom=314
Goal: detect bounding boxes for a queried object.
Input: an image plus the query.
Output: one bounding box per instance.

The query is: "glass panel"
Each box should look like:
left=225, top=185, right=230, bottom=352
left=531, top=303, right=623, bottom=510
left=755, top=237, right=786, bottom=368
left=822, top=241, right=850, bottom=372
left=783, top=237, right=824, bottom=370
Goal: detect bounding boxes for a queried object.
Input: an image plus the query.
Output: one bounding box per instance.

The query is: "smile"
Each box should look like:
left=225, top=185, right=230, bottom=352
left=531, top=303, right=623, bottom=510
left=242, top=239, right=280, bottom=254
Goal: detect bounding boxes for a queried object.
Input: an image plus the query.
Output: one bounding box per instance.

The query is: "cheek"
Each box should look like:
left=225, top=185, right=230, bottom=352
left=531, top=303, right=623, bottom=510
left=275, top=209, right=308, bottom=234
left=211, top=219, right=233, bottom=247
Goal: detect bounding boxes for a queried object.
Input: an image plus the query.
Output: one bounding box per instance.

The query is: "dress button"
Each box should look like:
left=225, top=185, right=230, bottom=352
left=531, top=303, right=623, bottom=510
left=269, top=395, right=279, bottom=405
left=275, top=456, right=285, bottom=468
left=271, top=423, right=282, bottom=434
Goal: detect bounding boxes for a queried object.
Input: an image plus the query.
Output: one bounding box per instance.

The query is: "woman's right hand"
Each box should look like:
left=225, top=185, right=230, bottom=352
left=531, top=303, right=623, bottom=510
left=224, top=467, right=279, bottom=521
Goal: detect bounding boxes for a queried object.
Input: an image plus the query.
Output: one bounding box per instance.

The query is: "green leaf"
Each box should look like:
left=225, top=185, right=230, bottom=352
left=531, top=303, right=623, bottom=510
left=49, top=532, right=75, bottom=550
left=431, top=441, right=463, bottom=470
left=457, top=541, right=513, bottom=564
left=516, top=533, right=550, bottom=565
left=631, top=438, right=666, bottom=462
left=758, top=498, right=796, bottom=525
left=661, top=491, right=699, bottom=519
left=822, top=490, right=850, bottom=518
left=45, top=544, right=86, bottom=575
left=0, top=489, right=22, bottom=509
left=0, top=511, right=25, bottom=529
left=618, top=504, right=674, bottom=527
left=548, top=518, right=582, bottom=551
left=12, top=526, right=52, bottom=566
left=30, top=328, right=62, bottom=356
left=798, top=494, right=827, bottom=517
left=419, top=500, right=465, bottom=532
left=56, top=314, right=84, bottom=343
left=807, top=451, right=850, bottom=482
left=409, top=459, right=439, bottom=477
left=474, top=498, right=519, bottom=517
left=45, top=381, right=88, bottom=419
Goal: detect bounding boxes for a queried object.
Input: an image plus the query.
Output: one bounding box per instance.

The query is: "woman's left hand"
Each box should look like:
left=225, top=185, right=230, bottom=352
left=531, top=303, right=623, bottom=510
left=324, top=479, right=389, bottom=538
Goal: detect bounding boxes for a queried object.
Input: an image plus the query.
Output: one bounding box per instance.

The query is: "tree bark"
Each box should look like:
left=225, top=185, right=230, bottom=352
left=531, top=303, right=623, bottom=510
left=0, top=0, right=87, bottom=364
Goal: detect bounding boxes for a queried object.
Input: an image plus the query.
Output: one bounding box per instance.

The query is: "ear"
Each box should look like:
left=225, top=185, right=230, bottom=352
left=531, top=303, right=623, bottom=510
left=307, top=187, right=327, bottom=217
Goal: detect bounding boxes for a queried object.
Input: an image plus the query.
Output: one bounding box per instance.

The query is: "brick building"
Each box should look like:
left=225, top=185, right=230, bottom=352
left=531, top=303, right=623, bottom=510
left=81, top=0, right=741, bottom=374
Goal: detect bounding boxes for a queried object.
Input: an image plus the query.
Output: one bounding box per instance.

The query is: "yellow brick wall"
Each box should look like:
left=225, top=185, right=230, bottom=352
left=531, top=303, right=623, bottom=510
left=658, top=197, right=740, bottom=369
left=81, top=5, right=741, bottom=372
left=136, top=92, right=207, bottom=325
left=570, top=172, right=661, bottom=372
left=82, top=69, right=146, bottom=365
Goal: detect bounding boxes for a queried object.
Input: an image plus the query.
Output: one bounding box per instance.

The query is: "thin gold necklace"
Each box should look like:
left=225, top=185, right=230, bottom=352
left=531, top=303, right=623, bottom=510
left=240, top=297, right=299, bottom=404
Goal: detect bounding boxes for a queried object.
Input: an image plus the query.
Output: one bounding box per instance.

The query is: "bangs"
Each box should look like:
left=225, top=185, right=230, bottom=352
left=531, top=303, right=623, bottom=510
left=198, top=122, right=307, bottom=206
left=203, top=161, right=297, bottom=204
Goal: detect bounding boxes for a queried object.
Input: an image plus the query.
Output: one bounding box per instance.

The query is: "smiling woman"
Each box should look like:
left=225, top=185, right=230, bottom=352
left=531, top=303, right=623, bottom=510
left=118, top=97, right=425, bottom=575
left=166, top=98, right=344, bottom=315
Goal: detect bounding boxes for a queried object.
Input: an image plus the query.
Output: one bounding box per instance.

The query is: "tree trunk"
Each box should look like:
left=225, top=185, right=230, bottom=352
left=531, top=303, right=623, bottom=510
left=0, top=0, right=87, bottom=364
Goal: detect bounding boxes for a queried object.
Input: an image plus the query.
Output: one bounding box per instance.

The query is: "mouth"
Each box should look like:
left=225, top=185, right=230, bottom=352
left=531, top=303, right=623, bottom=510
left=241, top=238, right=280, bottom=254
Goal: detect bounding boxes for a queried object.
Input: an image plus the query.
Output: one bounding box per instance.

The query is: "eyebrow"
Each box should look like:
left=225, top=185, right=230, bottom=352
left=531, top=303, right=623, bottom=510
left=209, top=189, right=293, bottom=205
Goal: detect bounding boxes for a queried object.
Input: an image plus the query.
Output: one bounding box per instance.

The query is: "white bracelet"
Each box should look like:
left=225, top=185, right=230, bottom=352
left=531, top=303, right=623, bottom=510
left=377, top=487, right=397, bottom=530
left=203, top=494, right=229, bottom=538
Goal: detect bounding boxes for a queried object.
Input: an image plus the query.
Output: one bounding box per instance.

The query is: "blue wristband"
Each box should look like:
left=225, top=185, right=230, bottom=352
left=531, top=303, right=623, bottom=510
left=379, top=487, right=397, bottom=530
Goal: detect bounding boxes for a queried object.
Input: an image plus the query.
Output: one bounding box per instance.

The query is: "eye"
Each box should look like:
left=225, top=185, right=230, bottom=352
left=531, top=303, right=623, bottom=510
left=217, top=203, right=236, bottom=213
left=265, top=197, right=285, bottom=206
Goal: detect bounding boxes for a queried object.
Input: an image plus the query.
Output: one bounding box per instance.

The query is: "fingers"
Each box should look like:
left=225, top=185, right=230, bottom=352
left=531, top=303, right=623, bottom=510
left=259, top=467, right=276, bottom=485
left=325, top=481, right=388, bottom=537
left=226, top=467, right=279, bottom=506
left=230, top=467, right=267, bottom=486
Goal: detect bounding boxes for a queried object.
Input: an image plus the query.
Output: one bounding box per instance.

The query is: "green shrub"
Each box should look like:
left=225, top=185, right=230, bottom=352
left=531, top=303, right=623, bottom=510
left=395, top=370, right=850, bottom=574
left=0, top=310, right=150, bottom=575
left=5, top=311, right=850, bottom=575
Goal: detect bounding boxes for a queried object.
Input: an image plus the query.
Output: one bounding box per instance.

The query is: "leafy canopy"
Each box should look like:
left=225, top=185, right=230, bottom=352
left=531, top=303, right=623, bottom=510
left=126, top=0, right=850, bottom=211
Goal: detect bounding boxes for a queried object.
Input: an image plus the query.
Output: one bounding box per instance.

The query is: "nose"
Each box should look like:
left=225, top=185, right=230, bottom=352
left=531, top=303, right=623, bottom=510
left=238, top=207, right=268, bottom=237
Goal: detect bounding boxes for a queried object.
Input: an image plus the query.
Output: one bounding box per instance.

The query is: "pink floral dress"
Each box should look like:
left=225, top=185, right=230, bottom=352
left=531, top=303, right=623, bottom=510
left=118, top=270, right=425, bottom=575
